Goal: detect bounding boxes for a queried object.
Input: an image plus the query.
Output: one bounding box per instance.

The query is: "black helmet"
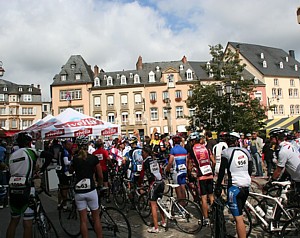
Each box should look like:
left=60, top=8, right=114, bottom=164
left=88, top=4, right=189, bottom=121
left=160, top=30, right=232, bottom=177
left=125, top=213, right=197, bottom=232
left=172, top=134, right=182, bottom=144
left=269, top=128, right=293, bottom=140
left=15, top=132, right=32, bottom=148
left=129, top=136, right=138, bottom=144
left=75, top=135, right=89, bottom=146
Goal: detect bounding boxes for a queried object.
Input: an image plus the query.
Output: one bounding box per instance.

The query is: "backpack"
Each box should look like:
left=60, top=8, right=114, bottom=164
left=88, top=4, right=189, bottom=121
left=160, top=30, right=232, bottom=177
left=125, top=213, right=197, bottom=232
left=131, top=148, right=143, bottom=173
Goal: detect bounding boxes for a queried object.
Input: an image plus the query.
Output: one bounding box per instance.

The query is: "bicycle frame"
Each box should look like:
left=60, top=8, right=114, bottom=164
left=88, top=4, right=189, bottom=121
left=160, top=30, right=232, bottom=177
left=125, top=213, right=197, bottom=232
left=245, top=191, right=294, bottom=231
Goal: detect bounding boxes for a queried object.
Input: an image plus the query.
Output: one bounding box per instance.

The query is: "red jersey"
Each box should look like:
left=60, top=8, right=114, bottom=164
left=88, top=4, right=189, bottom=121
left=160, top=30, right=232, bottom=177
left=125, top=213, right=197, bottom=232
left=93, top=148, right=109, bottom=171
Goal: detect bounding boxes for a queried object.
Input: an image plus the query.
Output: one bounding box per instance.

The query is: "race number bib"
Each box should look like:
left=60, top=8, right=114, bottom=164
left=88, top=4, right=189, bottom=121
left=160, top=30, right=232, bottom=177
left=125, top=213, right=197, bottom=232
left=200, top=165, right=212, bottom=175
left=137, top=164, right=143, bottom=172
left=235, top=155, right=248, bottom=168
left=9, top=176, right=27, bottom=188
left=75, top=179, right=91, bottom=190
left=178, top=164, right=186, bottom=171
left=150, top=162, right=159, bottom=173
left=97, top=154, right=104, bottom=160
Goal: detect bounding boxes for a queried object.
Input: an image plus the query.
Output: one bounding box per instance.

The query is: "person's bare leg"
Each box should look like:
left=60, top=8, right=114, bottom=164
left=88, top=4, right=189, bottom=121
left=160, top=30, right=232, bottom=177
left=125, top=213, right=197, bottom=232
left=79, top=209, right=88, bottom=238
left=23, top=219, right=33, bottom=238
left=91, top=209, right=103, bottom=238
left=6, top=217, right=20, bottom=238
left=235, top=216, right=246, bottom=238
left=150, top=201, right=159, bottom=229
left=201, top=195, right=209, bottom=218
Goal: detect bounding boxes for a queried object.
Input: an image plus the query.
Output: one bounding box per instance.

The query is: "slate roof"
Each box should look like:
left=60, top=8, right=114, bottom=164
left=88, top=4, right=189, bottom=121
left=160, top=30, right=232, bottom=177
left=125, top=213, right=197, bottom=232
left=228, top=42, right=300, bottom=78
left=52, top=55, right=94, bottom=86
left=0, top=79, right=41, bottom=94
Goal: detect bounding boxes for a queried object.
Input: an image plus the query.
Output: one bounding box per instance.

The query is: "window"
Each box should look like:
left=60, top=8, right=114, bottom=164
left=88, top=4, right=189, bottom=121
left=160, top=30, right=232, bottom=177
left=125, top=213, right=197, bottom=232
left=272, top=88, right=277, bottom=97
left=23, top=94, right=32, bottom=102
left=289, top=89, right=293, bottom=97
left=59, top=90, right=82, bottom=101
left=0, top=120, right=5, bottom=127
left=150, top=92, right=157, bottom=101
left=186, top=69, right=193, bottom=80
left=176, top=106, right=184, bottom=118
left=188, top=90, right=193, bottom=97
left=9, top=107, right=16, bottom=115
left=263, top=60, right=267, bottom=68
left=179, top=65, right=184, bottom=71
left=279, top=105, right=284, bottom=114
left=94, top=114, right=101, bottom=120
left=274, top=78, right=278, bottom=86
left=61, top=75, right=67, bottom=81
left=134, top=94, right=142, bottom=104
left=163, top=108, right=168, bottom=119
left=73, top=107, right=84, bottom=113
left=117, top=74, right=120, bottom=79
left=130, top=73, right=133, bottom=78
left=75, top=73, right=81, bottom=80
left=94, top=77, right=100, bottom=86
left=162, top=91, right=169, bottom=100
left=18, top=87, right=23, bottom=92
left=290, top=79, right=295, bottom=86
left=22, top=120, right=33, bottom=128
left=148, top=71, right=155, bottom=82
left=290, top=105, right=295, bottom=115
left=43, top=104, right=48, bottom=111
left=28, top=87, right=32, bottom=92
left=296, top=105, right=300, bottom=114
left=121, top=112, right=128, bottom=123
left=71, top=64, right=76, bottom=69
left=11, top=119, right=17, bottom=129
left=167, top=74, right=175, bottom=88
left=0, top=108, right=6, bottom=115
left=279, top=62, right=283, bottom=69
left=9, top=95, right=17, bottom=102
left=94, top=96, right=100, bottom=107
left=0, top=94, right=4, bottom=101
left=134, top=74, right=140, bottom=84
left=121, top=75, right=127, bottom=85
left=121, top=95, right=128, bottom=105
left=108, top=113, right=115, bottom=123
left=295, top=65, right=298, bottom=71
left=107, top=76, right=113, bottom=86
left=22, top=107, right=33, bottom=115
left=277, top=88, right=282, bottom=98
left=135, top=111, right=142, bottom=121
left=273, top=106, right=278, bottom=114
left=175, top=90, right=182, bottom=98
left=3, top=87, right=7, bottom=91
left=294, top=89, right=298, bottom=97
left=254, top=91, right=262, bottom=101
left=150, top=108, right=158, bottom=120
left=107, top=95, right=114, bottom=106
left=189, top=108, right=196, bottom=117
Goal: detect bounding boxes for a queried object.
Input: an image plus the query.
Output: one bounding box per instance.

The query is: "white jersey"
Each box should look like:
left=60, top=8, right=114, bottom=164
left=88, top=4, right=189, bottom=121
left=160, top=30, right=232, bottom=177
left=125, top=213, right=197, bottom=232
left=221, top=147, right=252, bottom=187
left=213, top=142, right=228, bottom=174
left=278, top=141, right=300, bottom=182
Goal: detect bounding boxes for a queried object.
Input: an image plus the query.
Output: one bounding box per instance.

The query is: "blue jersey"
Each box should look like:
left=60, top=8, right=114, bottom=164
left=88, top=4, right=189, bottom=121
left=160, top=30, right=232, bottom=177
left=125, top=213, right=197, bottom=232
left=170, top=145, right=187, bottom=174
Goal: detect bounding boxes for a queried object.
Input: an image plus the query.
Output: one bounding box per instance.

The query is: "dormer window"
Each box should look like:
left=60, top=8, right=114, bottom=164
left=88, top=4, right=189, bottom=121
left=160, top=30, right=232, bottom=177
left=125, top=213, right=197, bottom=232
left=263, top=60, right=267, bottom=68
left=104, top=75, right=107, bottom=80
left=209, top=69, right=214, bottom=78
left=3, top=87, right=7, bottom=92
left=206, top=61, right=211, bottom=69
left=130, top=73, right=133, bottom=78
left=116, top=74, right=120, bottom=79
left=186, top=69, right=193, bottom=80
left=61, top=75, right=67, bottom=81
left=28, top=87, right=32, bottom=92
left=279, top=62, right=283, bottom=69
left=167, top=74, right=174, bottom=88
left=107, top=76, right=113, bottom=86
left=179, top=65, right=184, bottom=71
left=260, top=53, right=264, bottom=59
left=286, top=56, right=289, bottom=62
left=121, top=75, right=127, bottom=85
left=156, top=66, right=160, bottom=72
left=134, top=74, right=140, bottom=84
left=148, top=71, right=155, bottom=82
left=18, top=87, right=23, bottom=92
left=71, top=63, right=76, bottom=69
left=75, top=73, right=81, bottom=80
left=94, top=77, right=100, bottom=87
left=295, top=65, right=298, bottom=71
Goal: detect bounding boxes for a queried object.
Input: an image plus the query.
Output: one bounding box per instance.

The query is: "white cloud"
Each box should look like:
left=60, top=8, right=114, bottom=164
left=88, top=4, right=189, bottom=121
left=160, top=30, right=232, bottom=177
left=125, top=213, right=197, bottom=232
left=0, top=0, right=299, bottom=100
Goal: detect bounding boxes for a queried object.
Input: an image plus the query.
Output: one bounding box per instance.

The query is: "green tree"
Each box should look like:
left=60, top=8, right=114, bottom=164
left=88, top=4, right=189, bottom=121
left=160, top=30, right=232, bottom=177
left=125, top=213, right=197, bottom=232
left=187, top=44, right=267, bottom=133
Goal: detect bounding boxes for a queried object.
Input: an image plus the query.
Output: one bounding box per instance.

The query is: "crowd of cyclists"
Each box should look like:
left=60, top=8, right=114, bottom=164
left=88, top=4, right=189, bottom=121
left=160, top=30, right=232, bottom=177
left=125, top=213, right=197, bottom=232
left=0, top=125, right=300, bottom=237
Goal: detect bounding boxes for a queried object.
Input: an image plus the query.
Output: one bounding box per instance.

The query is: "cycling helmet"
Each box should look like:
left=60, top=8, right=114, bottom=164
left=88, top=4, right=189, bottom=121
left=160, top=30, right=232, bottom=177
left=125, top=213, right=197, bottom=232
left=15, top=132, right=32, bottom=147
left=189, top=132, right=200, bottom=141
left=225, top=132, right=240, bottom=145
left=269, top=128, right=294, bottom=140
left=75, top=135, right=89, bottom=146
left=129, top=136, right=138, bottom=144
left=172, top=134, right=182, bottom=144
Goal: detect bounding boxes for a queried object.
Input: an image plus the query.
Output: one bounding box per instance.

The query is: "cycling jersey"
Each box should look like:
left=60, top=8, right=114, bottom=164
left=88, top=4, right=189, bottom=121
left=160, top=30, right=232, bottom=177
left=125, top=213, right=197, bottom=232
left=130, top=148, right=143, bottom=174
left=193, top=143, right=213, bottom=180
left=93, top=147, right=109, bottom=172
left=142, top=156, right=162, bottom=184
left=170, top=145, right=187, bottom=174
left=213, top=142, right=228, bottom=174
left=277, top=141, right=300, bottom=182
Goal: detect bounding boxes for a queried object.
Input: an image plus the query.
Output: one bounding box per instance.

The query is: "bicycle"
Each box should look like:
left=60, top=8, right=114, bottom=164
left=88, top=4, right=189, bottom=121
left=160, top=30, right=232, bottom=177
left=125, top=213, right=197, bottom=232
left=59, top=185, right=131, bottom=237
left=280, top=214, right=300, bottom=237
left=137, top=183, right=203, bottom=234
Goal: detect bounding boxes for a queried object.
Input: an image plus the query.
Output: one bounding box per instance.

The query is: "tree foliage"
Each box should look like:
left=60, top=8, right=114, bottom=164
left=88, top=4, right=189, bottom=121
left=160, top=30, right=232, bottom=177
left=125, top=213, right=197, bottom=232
left=187, top=44, right=267, bottom=133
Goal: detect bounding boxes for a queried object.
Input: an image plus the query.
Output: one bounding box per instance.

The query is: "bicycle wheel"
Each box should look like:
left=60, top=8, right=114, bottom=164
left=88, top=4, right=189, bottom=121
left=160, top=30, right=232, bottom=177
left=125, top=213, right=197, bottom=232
left=59, top=199, right=81, bottom=237
left=223, top=205, right=252, bottom=238
left=112, top=182, right=127, bottom=210
left=136, top=193, right=152, bottom=226
left=280, top=215, right=300, bottom=238
left=171, top=198, right=203, bottom=234
left=100, top=206, right=131, bottom=238
left=34, top=213, right=59, bottom=238
left=245, top=194, right=261, bottom=227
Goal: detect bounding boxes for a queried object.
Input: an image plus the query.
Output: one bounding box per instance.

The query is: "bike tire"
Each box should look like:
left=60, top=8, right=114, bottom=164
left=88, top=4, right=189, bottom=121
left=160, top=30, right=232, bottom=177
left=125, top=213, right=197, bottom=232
left=280, top=215, right=300, bottom=238
left=100, top=206, right=131, bottom=238
left=171, top=198, right=203, bottom=234
left=34, top=213, right=59, bottom=238
left=112, top=181, right=127, bottom=210
left=245, top=193, right=261, bottom=227
left=136, top=193, right=152, bottom=226
left=59, top=199, right=81, bottom=237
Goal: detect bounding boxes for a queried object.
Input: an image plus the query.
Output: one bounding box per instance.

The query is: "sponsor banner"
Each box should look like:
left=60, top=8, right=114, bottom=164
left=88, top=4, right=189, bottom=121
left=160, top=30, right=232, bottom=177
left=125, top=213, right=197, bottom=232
left=74, top=128, right=93, bottom=137
left=101, top=127, right=118, bottom=136
left=54, top=118, right=104, bottom=128
left=45, top=129, right=65, bottom=138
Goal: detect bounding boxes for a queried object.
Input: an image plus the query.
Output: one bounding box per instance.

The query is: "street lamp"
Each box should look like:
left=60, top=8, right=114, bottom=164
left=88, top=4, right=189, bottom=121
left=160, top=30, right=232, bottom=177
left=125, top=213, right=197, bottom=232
left=0, top=61, right=5, bottom=77
left=164, top=98, right=172, bottom=135
left=216, top=81, right=241, bottom=131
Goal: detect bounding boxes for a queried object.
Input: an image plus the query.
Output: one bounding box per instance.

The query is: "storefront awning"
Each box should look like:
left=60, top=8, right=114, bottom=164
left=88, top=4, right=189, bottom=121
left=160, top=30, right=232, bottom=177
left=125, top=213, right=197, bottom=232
left=264, top=116, right=300, bottom=135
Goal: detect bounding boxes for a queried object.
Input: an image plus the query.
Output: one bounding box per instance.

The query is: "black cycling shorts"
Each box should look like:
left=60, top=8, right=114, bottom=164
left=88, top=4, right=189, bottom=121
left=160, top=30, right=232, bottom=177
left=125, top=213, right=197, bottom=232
left=199, top=179, right=213, bottom=196
left=149, top=180, right=165, bottom=201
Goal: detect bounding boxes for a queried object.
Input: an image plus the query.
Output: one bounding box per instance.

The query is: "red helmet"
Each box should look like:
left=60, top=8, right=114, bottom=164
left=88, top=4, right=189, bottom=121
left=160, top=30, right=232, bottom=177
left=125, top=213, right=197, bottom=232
left=172, top=134, right=182, bottom=144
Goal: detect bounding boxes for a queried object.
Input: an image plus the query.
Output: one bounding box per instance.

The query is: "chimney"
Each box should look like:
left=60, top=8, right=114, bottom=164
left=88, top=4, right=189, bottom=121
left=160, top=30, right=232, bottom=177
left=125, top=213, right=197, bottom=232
left=31, top=84, right=34, bottom=87
left=136, top=56, right=143, bottom=70
left=181, top=55, right=187, bottom=64
left=37, top=84, right=40, bottom=89
left=94, top=65, right=99, bottom=77
left=289, top=50, right=295, bottom=59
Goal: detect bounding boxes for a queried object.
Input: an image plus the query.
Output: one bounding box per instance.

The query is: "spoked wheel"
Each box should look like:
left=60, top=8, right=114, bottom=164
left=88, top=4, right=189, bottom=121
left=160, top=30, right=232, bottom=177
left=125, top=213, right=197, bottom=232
left=280, top=215, right=300, bottom=238
left=34, top=213, right=59, bottom=238
left=59, top=199, right=80, bottom=237
left=112, top=182, right=127, bottom=210
left=100, top=206, right=131, bottom=238
left=136, top=193, right=152, bottom=226
left=171, top=198, right=203, bottom=234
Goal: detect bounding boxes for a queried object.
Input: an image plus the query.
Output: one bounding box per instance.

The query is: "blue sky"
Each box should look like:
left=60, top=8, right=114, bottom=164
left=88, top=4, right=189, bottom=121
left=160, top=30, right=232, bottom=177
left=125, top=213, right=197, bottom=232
left=0, top=0, right=299, bottom=100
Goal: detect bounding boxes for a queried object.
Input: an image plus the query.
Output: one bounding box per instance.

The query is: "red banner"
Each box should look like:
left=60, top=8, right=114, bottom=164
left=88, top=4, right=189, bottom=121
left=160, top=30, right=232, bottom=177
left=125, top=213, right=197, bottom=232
left=45, top=129, right=65, bottom=138
left=74, top=128, right=92, bottom=137
left=101, top=127, right=118, bottom=136
left=54, top=118, right=104, bottom=128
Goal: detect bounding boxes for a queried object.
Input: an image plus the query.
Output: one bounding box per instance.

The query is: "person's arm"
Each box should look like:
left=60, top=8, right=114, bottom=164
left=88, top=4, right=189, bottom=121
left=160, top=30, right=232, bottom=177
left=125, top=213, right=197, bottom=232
left=39, top=151, right=53, bottom=173
left=216, top=157, right=228, bottom=187
left=96, top=162, right=103, bottom=186
left=165, top=154, right=174, bottom=172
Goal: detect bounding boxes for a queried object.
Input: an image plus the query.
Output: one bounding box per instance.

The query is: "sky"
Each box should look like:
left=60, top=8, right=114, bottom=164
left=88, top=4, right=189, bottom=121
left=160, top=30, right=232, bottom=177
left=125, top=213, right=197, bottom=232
left=0, top=0, right=299, bottom=101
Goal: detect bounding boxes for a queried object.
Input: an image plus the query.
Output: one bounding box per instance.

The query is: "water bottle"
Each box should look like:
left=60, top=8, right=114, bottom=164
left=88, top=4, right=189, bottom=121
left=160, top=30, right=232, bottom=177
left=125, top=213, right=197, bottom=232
left=255, top=205, right=265, bottom=217
left=265, top=205, right=273, bottom=220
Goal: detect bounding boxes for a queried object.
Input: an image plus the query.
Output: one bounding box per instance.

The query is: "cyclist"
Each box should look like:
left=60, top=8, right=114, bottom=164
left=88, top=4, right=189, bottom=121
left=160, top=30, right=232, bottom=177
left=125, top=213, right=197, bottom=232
left=213, top=132, right=228, bottom=175
left=165, top=134, right=187, bottom=200
left=265, top=128, right=300, bottom=193
left=139, top=146, right=166, bottom=233
left=71, top=135, right=103, bottom=238
left=128, top=136, right=143, bottom=183
left=6, top=132, right=38, bottom=238
left=215, top=132, right=253, bottom=238
left=150, top=129, right=161, bottom=159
